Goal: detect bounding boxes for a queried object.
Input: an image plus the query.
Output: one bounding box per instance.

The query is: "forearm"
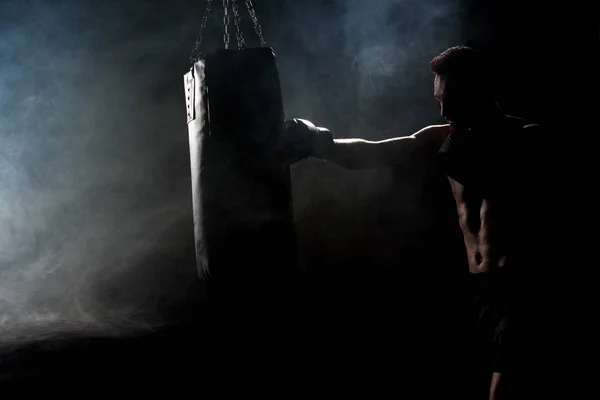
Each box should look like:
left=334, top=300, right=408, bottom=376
left=317, top=139, right=384, bottom=170
left=316, top=137, right=419, bottom=170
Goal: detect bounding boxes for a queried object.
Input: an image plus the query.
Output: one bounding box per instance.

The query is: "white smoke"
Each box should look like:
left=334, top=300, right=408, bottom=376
left=0, top=0, right=201, bottom=348
left=0, top=0, right=464, bottom=349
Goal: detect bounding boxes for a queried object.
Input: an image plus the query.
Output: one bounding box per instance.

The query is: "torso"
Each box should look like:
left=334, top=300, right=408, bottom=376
left=437, top=116, right=533, bottom=274
left=447, top=177, right=508, bottom=274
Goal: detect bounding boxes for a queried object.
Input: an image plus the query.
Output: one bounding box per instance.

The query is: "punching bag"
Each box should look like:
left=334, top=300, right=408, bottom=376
left=184, top=47, right=298, bottom=297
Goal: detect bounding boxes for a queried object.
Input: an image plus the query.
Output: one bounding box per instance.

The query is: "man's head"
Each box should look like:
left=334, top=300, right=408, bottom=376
left=431, top=45, right=500, bottom=127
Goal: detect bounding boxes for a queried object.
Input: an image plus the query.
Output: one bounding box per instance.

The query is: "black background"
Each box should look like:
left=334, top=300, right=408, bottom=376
left=0, top=0, right=597, bottom=396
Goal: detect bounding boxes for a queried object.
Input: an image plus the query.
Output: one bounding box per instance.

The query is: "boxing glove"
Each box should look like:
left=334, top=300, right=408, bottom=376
left=279, top=118, right=334, bottom=164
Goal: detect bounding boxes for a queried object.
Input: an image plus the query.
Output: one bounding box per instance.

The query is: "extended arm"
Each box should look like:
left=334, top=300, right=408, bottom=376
left=285, top=119, right=451, bottom=170
left=321, top=125, right=450, bottom=170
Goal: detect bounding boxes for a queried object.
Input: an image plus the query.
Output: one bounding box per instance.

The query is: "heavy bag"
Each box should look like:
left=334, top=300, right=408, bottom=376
left=183, top=47, right=297, bottom=293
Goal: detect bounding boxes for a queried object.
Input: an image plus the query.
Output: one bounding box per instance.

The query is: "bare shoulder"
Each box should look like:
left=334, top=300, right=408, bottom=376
left=412, top=124, right=451, bottom=151
left=501, top=115, right=543, bottom=145
left=413, top=124, right=451, bottom=135
left=522, top=121, right=542, bottom=130
left=505, top=115, right=543, bottom=134
left=517, top=120, right=543, bottom=145
left=523, top=123, right=542, bottom=129
left=404, top=124, right=451, bottom=164
left=412, top=124, right=451, bottom=141
left=504, top=117, right=543, bottom=164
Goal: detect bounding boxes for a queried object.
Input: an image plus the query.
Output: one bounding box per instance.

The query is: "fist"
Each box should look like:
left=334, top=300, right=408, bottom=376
left=275, top=118, right=331, bottom=165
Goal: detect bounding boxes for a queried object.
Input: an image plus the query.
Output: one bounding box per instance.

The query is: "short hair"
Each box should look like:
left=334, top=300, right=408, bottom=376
left=430, top=45, right=488, bottom=83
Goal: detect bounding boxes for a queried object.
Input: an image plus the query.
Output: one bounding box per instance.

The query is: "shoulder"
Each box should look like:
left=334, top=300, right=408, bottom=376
left=411, top=124, right=452, bottom=158
left=519, top=122, right=543, bottom=146
left=502, top=116, right=543, bottom=145
left=507, top=119, right=543, bottom=161
left=522, top=123, right=543, bottom=131
left=505, top=115, right=543, bottom=133
left=412, top=124, right=451, bottom=142
left=417, top=124, right=451, bottom=133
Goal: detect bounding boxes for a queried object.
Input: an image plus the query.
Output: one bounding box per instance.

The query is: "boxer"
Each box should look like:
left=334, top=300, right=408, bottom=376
left=283, top=45, right=542, bottom=399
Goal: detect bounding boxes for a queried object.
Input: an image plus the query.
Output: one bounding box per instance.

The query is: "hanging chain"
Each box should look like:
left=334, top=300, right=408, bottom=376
left=231, top=0, right=246, bottom=50
left=189, top=0, right=268, bottom=63
left=223, top=0, right=230, bottom=49
left=244, top=0, right=268, bottom=47
left=189, top=0, right=213, bottom=64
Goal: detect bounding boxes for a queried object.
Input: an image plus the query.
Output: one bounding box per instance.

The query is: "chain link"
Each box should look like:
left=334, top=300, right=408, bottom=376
left=189, top=0, right=268, bottom=63
left=244, top=0, right=268, bottom=47
left=231, top=0, right=246, bottom=50
left=223, top=0, right=230, bottom=49
left=189, top=0, right=213, bottom=64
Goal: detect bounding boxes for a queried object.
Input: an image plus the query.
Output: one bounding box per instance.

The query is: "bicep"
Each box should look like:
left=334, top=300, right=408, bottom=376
left=329, top=124, right=448, bottom=169
left=388, top=124, right=450, bottom=168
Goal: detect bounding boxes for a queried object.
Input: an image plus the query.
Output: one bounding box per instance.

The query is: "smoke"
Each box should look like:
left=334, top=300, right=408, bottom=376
left=0, top=0, right=464, bottom=348
left=265, top=0, right=464, bottom=272
left=0, top=0, right=202, bottom=346
left=346, top=0, right=461, bottom=127
left=269, top=0, right=462, bottom=134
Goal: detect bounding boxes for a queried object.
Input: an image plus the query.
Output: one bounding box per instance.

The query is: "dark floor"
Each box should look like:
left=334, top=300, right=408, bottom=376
left=0, top=270, right=483, bottom=397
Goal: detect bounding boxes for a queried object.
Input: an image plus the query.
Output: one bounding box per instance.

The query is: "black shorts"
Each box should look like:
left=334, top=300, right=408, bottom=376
left=470, top=270, right=510, bottom=374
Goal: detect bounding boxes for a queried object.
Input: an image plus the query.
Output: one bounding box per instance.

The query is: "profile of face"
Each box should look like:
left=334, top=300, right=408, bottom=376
left=433, top=74, right=490, bottom=128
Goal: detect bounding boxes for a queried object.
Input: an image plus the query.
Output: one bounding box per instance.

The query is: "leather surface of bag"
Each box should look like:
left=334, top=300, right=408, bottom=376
left=184, top=48, right=297, bottom=294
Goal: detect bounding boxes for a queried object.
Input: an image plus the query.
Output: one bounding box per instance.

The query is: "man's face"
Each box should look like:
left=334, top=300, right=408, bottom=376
left=433, top=74, right=486, bottom=128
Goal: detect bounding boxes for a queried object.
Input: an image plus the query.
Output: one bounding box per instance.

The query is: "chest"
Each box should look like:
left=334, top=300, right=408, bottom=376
left=437, top=131, right=511, bottom=198
left=447, top=177, right=483, bottom=210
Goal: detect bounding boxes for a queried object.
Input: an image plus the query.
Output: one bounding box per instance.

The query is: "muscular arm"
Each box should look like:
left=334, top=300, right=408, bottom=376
left=318, top=124, right=451, bottom=170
